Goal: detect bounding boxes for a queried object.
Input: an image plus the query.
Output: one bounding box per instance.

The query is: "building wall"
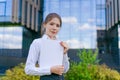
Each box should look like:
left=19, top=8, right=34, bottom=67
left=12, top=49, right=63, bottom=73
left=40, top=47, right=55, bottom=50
left=106, top=0, right=120, bottom=65
left=12, top=0, right=43, bottom=32
left=44, top=0, right=97, bottom=49
left=0, top=0, right=44, bottom=73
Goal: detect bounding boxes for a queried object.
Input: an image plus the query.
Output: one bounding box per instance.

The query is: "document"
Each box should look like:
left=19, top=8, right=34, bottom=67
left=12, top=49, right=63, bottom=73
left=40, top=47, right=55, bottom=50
left=39, top=39, right=64, bottom=68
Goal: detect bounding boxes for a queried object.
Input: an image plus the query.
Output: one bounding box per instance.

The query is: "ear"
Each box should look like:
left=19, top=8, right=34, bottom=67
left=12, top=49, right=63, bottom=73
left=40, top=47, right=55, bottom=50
left=43, top=23, right=46, bottom=28
left=41, top=23, right=46, bottom=35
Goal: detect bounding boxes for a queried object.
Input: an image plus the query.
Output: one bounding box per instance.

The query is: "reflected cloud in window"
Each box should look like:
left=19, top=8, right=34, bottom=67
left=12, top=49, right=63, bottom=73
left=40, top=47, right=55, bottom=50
left=0, top=27, right=22, bottom=49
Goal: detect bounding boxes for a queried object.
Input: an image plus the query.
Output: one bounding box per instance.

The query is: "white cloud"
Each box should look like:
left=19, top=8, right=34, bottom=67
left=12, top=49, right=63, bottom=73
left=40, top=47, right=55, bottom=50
left=0, top=33, right=22, bottom=42
left=62, top=17, right=77, bottom=23
left=78, top=23, right=96, bottom=30
left=0, top=34, right=22, bottom=49
left=0, top=27, right=23, bottom=49
left=66, top=38, right=91, bottom=49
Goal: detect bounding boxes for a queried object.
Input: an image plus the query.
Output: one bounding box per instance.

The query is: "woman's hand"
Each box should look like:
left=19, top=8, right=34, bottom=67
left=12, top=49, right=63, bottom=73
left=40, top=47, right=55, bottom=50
left=50, top=65, right=64, bottom=75
left=60, top=41, right=69, bottom=54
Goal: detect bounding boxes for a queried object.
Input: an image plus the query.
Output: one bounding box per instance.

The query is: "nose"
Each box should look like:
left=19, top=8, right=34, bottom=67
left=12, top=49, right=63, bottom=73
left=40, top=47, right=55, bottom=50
left=53, top=25, right=57, bottom=29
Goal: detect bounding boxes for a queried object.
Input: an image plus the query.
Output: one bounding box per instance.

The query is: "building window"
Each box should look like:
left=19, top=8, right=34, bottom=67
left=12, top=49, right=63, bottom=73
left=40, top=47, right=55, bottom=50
left=0, top=0, right=12, bottom=22
left=44, top=0, right=99, bottom=49
left=117, top=0, right=119, bottom=20
left=36, top=0, right=38, bottom=5
left=0, top=27, right=23, bottom=49
left=0, top=2, right=6, bottom=16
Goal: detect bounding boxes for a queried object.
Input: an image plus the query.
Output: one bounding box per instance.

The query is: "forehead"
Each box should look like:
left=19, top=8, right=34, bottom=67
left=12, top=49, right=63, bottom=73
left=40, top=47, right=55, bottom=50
left=48, top=18, right=60, bottom=24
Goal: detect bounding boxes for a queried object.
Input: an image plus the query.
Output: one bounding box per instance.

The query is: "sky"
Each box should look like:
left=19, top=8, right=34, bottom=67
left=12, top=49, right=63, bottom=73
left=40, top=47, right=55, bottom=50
left=44, top=0, right=105, bottom=49
left=0, top=27, right=23, bottom=49
left=0, top=0, right=12, bottom=16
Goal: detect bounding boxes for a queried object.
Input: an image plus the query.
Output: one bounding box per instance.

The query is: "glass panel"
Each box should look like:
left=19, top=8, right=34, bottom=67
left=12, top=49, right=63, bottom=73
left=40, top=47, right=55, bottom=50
left=44, top=0, right=97, bottom=49
left=0, top=3, right=5, bottom=15
left=0, top=27, right=23, bottom=49
left=0, top=0, right=6, bottom=2
left=118, top=26, right=120, bottom=48
left=0, top=0, right=12, bottom=22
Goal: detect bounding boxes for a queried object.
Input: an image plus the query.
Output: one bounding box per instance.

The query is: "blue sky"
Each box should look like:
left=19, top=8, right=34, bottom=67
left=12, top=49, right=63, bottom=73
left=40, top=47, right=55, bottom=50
left=0, top=27, right=23, bottom=49
left=44, top=0, right=105, bottom=49
left=0, top=0, right=12, bottom=16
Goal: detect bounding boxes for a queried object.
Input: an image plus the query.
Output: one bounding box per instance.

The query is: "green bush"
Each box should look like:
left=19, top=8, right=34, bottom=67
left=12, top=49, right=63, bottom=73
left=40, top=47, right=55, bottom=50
left=1, top=63, right=40, bottom=80
left=78, top=49, right=99, bottom=65
left=94, top=64, right=120, bottom=80
left=64, top=49, right=120, bottom=80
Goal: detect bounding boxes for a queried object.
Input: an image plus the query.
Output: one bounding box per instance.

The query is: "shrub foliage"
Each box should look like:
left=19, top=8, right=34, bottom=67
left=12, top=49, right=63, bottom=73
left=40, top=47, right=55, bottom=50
left=1, top=63, right=40, bottom=80
left=65, top=49, right=120, bottom=80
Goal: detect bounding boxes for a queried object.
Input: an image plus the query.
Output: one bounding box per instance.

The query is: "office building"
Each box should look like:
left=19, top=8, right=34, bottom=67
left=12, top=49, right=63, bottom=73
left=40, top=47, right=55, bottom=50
left=0, top=0, right=43, bottom=73
left=106, top=0, right=120, bottom=65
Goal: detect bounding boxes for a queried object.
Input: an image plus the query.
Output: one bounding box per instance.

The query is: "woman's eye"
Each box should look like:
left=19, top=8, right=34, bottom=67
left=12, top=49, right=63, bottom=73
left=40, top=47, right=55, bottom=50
left=56, top=24, right=60, bottom=27
left=50, top=23, right=54, bottom=25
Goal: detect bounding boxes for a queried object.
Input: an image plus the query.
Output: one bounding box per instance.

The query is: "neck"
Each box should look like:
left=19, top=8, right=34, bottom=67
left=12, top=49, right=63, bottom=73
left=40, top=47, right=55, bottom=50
left=46, top=34, right=56, bottom=40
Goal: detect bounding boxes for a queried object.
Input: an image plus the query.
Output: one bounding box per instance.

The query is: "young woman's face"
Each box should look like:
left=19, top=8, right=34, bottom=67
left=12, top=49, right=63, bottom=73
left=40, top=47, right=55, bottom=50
left=44, top=18, right=61, bottom=38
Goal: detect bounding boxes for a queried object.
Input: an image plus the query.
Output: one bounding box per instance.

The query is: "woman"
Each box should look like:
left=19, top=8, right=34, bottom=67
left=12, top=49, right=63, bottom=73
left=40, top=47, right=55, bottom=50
left=25, top=13, right=69, bottom=80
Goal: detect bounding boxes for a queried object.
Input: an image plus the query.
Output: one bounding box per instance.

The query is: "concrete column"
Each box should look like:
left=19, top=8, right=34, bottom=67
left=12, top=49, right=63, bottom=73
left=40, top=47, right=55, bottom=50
left=35, top=9, right=38, bottom=32
left=12, top=0, right=15, bottom=23
left=32, top=6, right=34, bottom=30
left=111, top=0, right=114, bottom=27
left=21, top=0, right=25, bottom=25
left=12, top=0, right=18, bottom=23
left=16, top=0, right=19, bottom=23
left=115, top=0, right=118, bottom=24
left=27, top=2, right=30, bottom=28
left=119, top=0, right=120, bottom=21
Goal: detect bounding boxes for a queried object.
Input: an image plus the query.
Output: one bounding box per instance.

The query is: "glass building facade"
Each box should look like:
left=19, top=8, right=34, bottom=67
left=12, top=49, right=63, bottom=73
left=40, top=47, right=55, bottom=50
left=0, top=0, right=42, bottom=73
left=0, top=27, right=22, bottom=49
left=0, top=0, right=12, bottom=22
left=43, top=0, right=106, bottom=63
left=106, top=0, right=120, bottom=65
left=96, top=0, right=106, bottom=54
left=43, top=0, right=105, bottom=49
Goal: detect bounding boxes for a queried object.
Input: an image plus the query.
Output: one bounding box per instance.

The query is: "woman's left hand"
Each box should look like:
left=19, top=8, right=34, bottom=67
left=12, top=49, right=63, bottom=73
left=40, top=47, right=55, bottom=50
left=60, top=41, right=69, bottom=54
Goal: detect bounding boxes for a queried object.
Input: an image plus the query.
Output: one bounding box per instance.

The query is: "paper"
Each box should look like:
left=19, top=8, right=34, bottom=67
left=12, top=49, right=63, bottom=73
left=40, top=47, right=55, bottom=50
left=39, top=39, right=64, bottom=68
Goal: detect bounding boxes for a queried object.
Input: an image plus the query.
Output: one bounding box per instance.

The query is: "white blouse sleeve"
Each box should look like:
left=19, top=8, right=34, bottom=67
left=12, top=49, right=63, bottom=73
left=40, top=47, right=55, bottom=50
left=24, top=39, right=51, bottom=76
left=63, top=53, right=70, bottom=73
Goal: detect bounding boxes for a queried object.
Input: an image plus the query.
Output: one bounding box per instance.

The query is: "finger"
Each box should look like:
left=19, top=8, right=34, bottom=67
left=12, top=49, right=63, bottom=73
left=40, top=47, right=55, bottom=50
left=60, top=41, right=64, bottom=46
left=64, top=48, right=68, bottom=53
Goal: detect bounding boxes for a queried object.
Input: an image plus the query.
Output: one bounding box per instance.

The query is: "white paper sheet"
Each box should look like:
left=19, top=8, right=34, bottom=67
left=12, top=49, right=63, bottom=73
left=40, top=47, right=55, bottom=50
left=39, top=39, right=64, bottom=68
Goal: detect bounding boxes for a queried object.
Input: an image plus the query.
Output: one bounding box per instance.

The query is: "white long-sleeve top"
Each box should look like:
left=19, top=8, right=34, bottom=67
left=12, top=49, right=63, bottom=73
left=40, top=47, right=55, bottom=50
left=25, top=34, right=70, bottom=76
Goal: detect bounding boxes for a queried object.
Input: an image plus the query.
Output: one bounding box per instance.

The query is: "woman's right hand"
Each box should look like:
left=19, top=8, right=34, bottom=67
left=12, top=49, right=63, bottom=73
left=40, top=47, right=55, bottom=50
left=50, top=65, right=64, bottom=75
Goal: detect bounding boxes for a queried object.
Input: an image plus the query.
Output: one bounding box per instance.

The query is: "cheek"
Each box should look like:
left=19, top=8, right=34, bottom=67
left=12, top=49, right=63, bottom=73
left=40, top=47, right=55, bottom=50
left=46, top=26, right=51, bottom=30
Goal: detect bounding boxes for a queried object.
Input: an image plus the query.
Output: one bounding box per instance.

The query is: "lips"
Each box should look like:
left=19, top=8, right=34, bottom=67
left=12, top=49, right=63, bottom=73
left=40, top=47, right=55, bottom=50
left=51, top=31, right=57, bottom=34
left=52, top=32, right=56, bottom=34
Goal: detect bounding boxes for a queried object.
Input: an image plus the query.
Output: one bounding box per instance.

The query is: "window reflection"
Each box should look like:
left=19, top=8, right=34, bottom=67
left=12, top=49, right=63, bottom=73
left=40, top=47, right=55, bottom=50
left=0, top=0, right=12, bottom=22
left=44, top=0, right=97, bottom=49
left=0, top=27, right=22, bottom=49
left=118, top=26, right=120, bottom=48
